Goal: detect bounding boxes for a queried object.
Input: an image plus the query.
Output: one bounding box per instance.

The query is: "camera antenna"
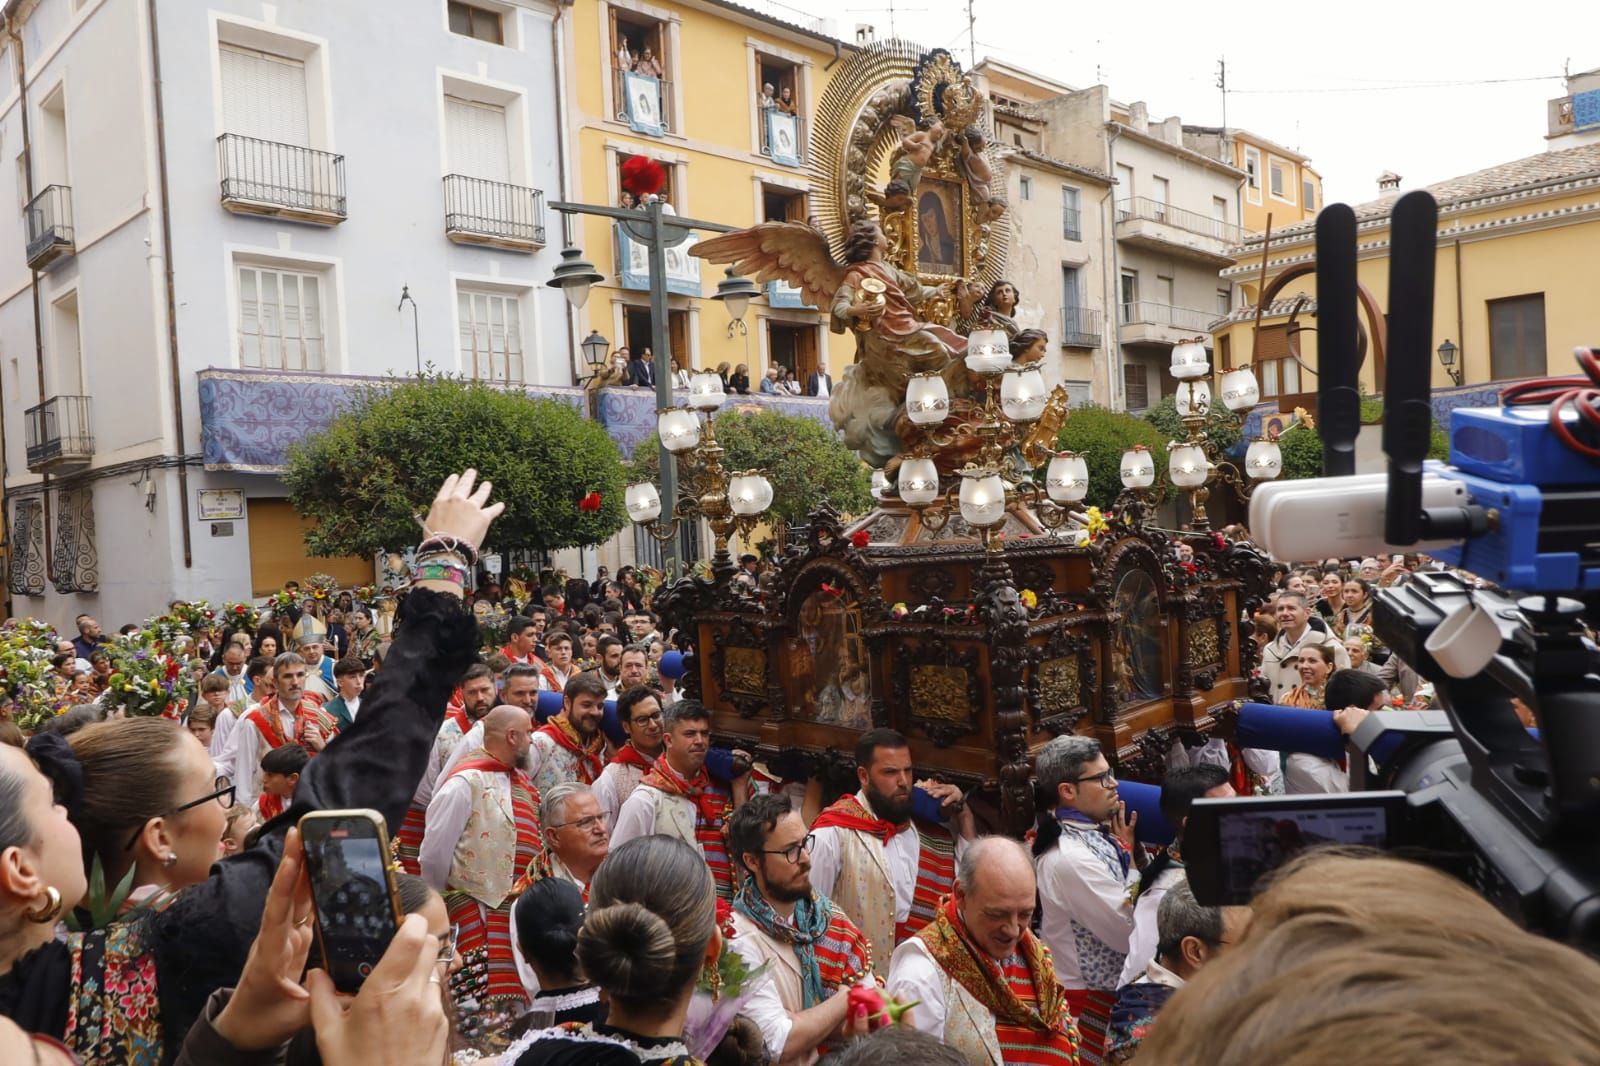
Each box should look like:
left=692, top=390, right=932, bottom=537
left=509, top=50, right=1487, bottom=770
left=1382, top=191, right=1437, bottom=546
left=1315, top=204, right=1360, bottom=477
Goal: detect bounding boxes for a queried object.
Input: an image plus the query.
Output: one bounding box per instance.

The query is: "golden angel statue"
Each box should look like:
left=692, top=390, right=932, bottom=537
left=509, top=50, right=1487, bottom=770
left=692, top=218, right=973, bottom=469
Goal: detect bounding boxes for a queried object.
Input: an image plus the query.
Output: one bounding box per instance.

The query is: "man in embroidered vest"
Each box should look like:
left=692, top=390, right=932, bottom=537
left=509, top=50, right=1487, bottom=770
left=420, top=704, right=549, bottom=1018
left=727, top=793, right=881, bottom=1065
left=536, top=630, right=576, bottom=693
left=593, top=685, right=665, bottom=823
left=590, top=634, right=625, bottom=700
left=437, top=662, right=541, bottom=783
left=540, top=781, right=609, bottom=894
left=889, top=836, right=1082, bottom=1065
left=397, top=662, right=498, bottom=874
left=1104, top=882, right=1247, bottom=1065
left=611, top=699, right=738, bottom=900
left=526, top=672, right=608, bottom=793
left=230, top=653, right=336, bottom=814
left=1116, top=764, right=1233, bottom=988
left=1033, top=735, right=1140, bottom=1065
left=500, top=615, right=542, bottom=667
left=810, top=728, right=976, bottom=974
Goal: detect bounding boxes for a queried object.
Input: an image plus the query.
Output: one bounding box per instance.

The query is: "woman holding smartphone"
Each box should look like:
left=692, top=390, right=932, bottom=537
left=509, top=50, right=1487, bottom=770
left=0, top=471, right=501, bottom=1065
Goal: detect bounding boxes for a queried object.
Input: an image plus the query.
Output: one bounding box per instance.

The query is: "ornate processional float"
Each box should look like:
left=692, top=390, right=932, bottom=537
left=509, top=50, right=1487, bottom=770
left=646, top=42, right=1272, bottom=834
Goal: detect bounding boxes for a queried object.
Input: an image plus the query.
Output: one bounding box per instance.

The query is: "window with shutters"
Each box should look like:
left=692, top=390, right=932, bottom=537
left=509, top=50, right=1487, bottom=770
left=1302, top=178, right=1316, bottom=211
left=1019, top=175, right=1031, bottom=201
left=1123, top=363, right=1149, bottom=411
left=220, top=45, right=309, bottom=146
left=1488, top=293, right=1546, bottom=380
left=1252, top=323, right=1299, bottom=398
left=237, top=265, right=326, bottom=372
left=1244, top=147, right=1262, bottom=204
left=458, top=288, right=525, bottom=384
left=1061, top=185, right=1081, bottom=240
left=446, top=96, right=511, bottom=184
left=448, top=1, right=504, bottom=44
left=1064, top=380, right=1093, bottom=408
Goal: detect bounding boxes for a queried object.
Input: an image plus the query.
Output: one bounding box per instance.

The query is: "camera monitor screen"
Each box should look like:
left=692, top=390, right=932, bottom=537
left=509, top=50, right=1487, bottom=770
left=1184, top=791, right=1409, bottom=905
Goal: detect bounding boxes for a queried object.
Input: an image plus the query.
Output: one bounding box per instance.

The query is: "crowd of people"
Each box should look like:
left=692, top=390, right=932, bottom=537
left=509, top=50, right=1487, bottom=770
left=2, top=475, right=1598, bottom=1066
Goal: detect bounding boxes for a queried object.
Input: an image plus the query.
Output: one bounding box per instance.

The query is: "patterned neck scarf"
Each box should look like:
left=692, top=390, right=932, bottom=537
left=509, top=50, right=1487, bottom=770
left=811, top=793, right=908, bottom=846
left=732, top=875, right=829, bottom=1008
left=1058, top=808, right=1131, bottom=877
left=917, top=895, right=1072, bottom=1036
left=541, top=715, right=606, bottom=782
left=641, top=754, right=726, bottom=825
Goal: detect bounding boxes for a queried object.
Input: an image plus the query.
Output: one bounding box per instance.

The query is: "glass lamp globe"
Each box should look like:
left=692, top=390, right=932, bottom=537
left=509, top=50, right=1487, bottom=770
left=1219, top=367, right=1261, bottom=412
left=728, top=474, right=761, bottom=516
left=1175, top=380, right=1211, bottom=418
left=1045, top=451, right=1089, bottom=504
left=1246, top=438, right=1284, bottom=480
left=1120, top=445, right=1156, bottom=489
left=870, top=468, right=890, bottom=500
left=624, top=482, right=662, bottom=523
left=964, top=330, right=1012, bottom=375
left=1000, top=363, right=1047, bottom=422
left=1168, top=442, right=1210, bottom=489
left=749, top=474, right=775, bottom=512
left=905, top=372, right=950, bottom=426
left=958, top=468, right=1007, bottom=528
left=1170, top=340, right=1210, bottom=381
left=687, top=370, right=725, bottom=412
left=898, top=457, right=940, bottom=506
left=657, top=407, right=702, bottom=453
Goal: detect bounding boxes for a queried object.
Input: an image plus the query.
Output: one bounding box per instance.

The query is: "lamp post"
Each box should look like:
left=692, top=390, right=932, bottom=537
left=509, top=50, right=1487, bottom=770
left=1165, top=337, right=1280, bottom=532
left=711, top=266, right=762, bottom=337
left=545, top=197, right=758, bottom=577
left=1436, top=338, right=1462, bottom=386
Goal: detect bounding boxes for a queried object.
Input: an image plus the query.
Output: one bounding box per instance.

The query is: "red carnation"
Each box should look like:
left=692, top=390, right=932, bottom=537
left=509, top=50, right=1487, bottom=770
left=1181, top=560, right=1197, bottom=576
left=1212, top=532, right=1226, bottom=551
left=820, top=582, right=843, bottom=598
left=850, top=529, right=870, bottom=549
left=234, top=605, right=246, bottom=614
left=578, top=491, right=603, bottom=513
left=620, top=155, right=666, bottom=198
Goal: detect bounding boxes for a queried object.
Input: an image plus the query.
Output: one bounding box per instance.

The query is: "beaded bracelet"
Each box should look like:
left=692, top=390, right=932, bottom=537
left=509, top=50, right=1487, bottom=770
left=413, top=560, right=469, bottom=587
left=416, top=532, right=479, bottom=567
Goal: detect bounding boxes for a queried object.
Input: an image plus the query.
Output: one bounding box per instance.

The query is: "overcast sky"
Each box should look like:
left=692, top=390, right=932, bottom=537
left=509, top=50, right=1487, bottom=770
left=779, top=0, right=1589, bottom=206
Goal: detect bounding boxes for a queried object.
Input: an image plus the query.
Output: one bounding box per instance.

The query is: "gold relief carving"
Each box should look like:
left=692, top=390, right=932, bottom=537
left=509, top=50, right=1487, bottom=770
left=724, top=647, right=768, bottom=698
left=1036, top=656, right=1081, bottom=715
left=1188, top=619, right=1220, bottom=666
left=909, top=664, right=971, bottom=721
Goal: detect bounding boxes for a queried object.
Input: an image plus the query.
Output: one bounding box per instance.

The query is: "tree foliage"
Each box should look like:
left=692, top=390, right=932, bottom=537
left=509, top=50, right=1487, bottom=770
left=1056, top=405, right=1172, bottom=510
left=1277, top=405, right=1449, bottom=481
left=283, top=375, right=628, bottom=556
left=625, top=408, right=872, bottom=527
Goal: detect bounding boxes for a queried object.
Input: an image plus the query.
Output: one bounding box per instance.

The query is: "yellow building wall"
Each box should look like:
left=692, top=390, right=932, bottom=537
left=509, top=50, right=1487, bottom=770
left=568, top=1, right=845, bottom=380
left=1233, top=136, right=1320, bottom=236
left=1216, top=188, right=1600, bottom=399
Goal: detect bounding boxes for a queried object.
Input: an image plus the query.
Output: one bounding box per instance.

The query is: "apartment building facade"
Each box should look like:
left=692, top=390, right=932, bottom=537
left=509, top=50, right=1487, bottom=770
left=1, top=0, right=574, bottom=625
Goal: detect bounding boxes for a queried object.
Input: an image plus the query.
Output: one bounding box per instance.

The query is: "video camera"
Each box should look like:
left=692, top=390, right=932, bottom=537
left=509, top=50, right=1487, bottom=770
left=1183, top=191, right=1600, bottom=952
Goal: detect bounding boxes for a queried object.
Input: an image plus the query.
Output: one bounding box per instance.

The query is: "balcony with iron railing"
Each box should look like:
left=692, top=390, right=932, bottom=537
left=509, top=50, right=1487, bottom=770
left=1059, top=307, right=1102, bottom=348
left=25, top=184, right=74, bottom=270
left=1119, top=300, right=1219, bottom=348
left=613, top=68, right=675, bottom=134
left=1114, top=196, right=1240, bottom=265
left=24, top=394, right=93, bottom=472
left=443, top=175, right=547, bottom=251
left=218, top=133, right=347, bottom=225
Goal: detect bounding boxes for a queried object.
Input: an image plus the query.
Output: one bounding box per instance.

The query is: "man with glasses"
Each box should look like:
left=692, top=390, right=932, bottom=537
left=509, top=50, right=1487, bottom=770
left=593, top=686, right=665, bottom=823
left=1032, top=735, right=1141, bottom=1064
left=1105, top=882, right=1249, bottom=1064
left=726, top=793, right=880, bottom=1065
left=539, top=782, right=609, bottom=893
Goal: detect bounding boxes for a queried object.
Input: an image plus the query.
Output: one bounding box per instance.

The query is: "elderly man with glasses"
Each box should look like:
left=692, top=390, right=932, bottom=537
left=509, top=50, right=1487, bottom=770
left=1031, top=735, right=1142, bottom=1064
left=539, top=781, right=609, bottom=894
left=725, top=793, right=881, bottom=1065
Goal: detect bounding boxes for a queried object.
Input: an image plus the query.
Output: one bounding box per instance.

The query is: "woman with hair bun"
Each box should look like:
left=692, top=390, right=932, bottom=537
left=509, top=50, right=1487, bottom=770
left=509, top=835, right=718, bottom=1066
left=508, top=878, right=605, bottom=1036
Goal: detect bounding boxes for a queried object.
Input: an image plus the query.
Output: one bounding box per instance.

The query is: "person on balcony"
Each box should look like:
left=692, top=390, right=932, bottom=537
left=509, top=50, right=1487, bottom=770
left=632, top=45, right=663, bottom=78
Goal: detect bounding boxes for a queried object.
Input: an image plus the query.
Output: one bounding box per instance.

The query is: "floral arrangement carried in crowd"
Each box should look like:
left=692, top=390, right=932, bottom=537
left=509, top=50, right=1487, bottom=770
left=0, top=619, right=69, bottom=732
left=222, top=600, right=260, bottom=632
left=304, top=573, right=340, bottom=601
left=102, top=626, right=196, bottom=719
left=683, top=899, right=772, bottom=1058
left=164, top=600, right=216, bottom=637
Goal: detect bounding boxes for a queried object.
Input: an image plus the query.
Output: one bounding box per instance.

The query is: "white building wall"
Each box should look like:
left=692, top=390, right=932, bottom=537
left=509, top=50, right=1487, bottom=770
left=0, top=0, right=573, bottom=630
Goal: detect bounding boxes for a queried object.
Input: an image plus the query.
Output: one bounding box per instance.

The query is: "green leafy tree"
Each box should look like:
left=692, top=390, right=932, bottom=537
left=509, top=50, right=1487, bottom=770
left=283, top=375, right=628, bottom=556
left=1056, top=405, right=1171, bottom=510
left=1142, top=394, right=1244, bottom=456
left=625, top=408, right=872, bottom=527
left=1277, top=407, right=1448, bottom=481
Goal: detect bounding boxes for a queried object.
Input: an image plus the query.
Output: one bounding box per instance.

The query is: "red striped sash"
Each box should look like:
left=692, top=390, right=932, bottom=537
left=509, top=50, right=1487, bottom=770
left=508, top=774, right=546, bottom=892
left=395, top=803, right=428, bottom=875
left=1001, top=960, right=1084, bottom=1065
left=896, top=824, right=956, bottom=944
left=257, top=792, right=286, bottom=822
left=816, top=906, right=876, bottom=990
left=447, top=893, right=528, bottom=1012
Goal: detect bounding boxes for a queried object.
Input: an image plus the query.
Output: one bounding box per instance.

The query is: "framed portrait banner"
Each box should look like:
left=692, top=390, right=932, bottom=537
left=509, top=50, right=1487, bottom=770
left=765, top=110, right=800, bottom=167
left=616, top=225, right=702, bottom=297
left=624, top=71, right=664, bottom=136
left=913, top=177, right=965, bottom=277
left=767, top=278, right=813, bottom=309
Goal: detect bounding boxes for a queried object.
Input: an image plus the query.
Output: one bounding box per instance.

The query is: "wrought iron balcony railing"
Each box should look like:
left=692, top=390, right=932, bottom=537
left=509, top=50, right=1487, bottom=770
left=25, top=184, right=74, bottom=270
left=1059, top=307, right=1103, bottom=347
left=1115, top=196, right=1242, bottom=244
left=24, top=394, right=93, bottom=471
left=443, top=174, right=547, bottom=250
left=218, top=133, right=347, bottom=223
left=1119, top=301, right=1218, bottom=332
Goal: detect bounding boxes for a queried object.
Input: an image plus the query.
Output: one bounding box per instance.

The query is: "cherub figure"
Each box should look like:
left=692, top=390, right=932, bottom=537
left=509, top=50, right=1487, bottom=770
left=866, top=177, right=913, bottom=212
left=890, top=114, right=947, bottom=169
left=956, top=127, right=993, bottom=203
left=980, top=195, right=1008, bottom=224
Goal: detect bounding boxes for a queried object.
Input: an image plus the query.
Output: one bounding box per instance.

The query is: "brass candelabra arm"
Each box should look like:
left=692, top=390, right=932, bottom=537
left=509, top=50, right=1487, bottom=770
left=1014, top=480, right=1071, bottom=531
left=637, top=496, right=704, bottom=544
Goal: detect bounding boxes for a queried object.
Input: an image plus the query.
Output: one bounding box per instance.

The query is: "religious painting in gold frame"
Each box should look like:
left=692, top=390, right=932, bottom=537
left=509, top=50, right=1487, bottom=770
left=913, top=176, right=966, bottom=278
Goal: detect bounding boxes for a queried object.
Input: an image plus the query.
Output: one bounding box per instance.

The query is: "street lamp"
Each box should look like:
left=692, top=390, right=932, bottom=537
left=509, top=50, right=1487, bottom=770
left=547, top=245, right=605, bottom=309
left=711, top=266, right=762, bottom=337
left=579, top=331, right=610, bottom=378
left=1437, top=338, right=1462, bottom=385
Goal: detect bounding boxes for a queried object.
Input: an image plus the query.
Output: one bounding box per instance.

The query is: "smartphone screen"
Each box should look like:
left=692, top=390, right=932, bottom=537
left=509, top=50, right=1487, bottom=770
left=299, top=811, right=401, bottom=993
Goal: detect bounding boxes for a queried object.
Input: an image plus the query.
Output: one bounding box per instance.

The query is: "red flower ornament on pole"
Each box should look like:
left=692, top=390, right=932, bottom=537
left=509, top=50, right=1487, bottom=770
left=578, top=491, right=604, bottom=513
left=620, top=155, right=666, bottom=200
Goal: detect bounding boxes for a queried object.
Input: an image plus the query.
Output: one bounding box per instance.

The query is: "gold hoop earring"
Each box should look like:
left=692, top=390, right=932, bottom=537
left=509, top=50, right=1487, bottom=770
left=25, top=885, right=62, bottom=924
